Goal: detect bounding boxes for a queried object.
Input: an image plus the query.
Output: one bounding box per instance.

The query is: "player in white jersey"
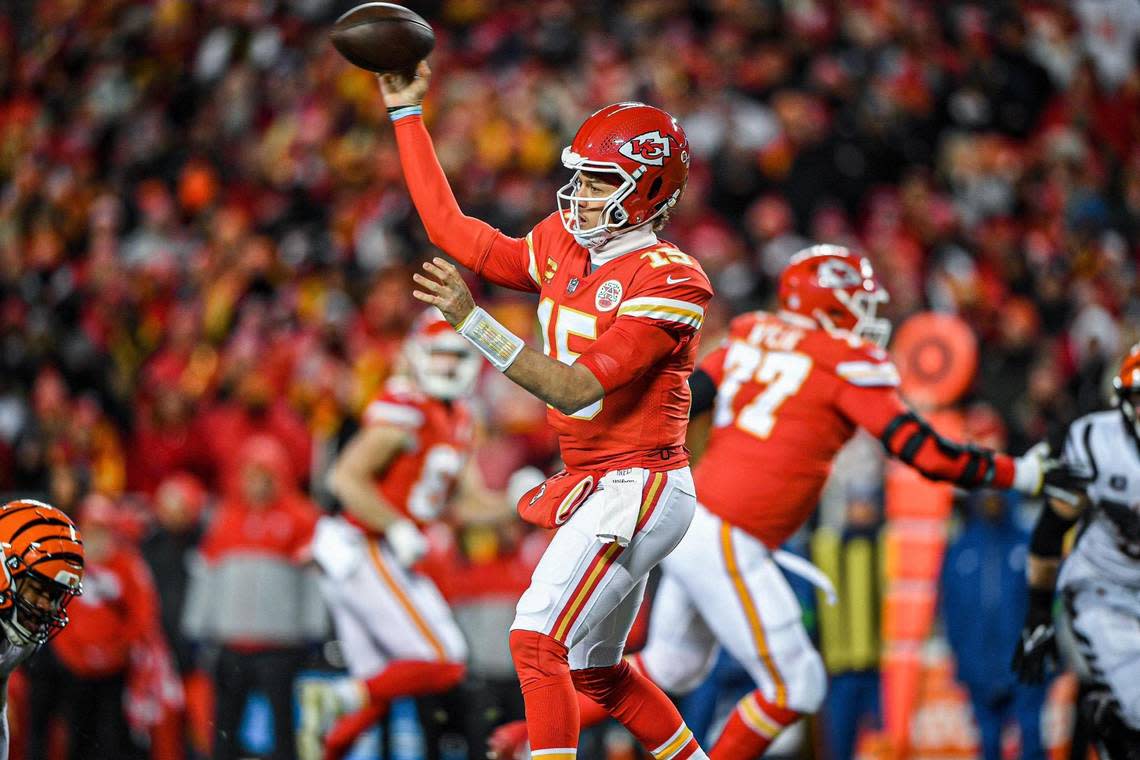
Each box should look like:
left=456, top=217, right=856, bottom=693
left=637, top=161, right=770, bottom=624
left=0, top=499, right=85, bottom=759
left=1013, top=344, right=1140, bottom=759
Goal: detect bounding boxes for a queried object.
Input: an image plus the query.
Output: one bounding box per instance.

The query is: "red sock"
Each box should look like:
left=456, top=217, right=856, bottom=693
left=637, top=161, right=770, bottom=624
left=709, top=690, right=799, bottom=760
left=575, top=653, right=649, bottom=728
left=509, top=629, right=580, bottom=755
left=323, top=702, right=386, bottom=760
left=363, top=660, right=465, bottom=705
left=572, top=659, right=704, bottom=759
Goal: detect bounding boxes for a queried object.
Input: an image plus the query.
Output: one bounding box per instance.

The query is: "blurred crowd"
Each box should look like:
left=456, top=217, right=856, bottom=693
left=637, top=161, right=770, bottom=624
left=1, top=0, right=1138, bottom=757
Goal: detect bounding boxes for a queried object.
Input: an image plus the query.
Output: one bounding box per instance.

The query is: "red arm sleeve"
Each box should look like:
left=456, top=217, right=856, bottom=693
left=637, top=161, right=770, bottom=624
left=835, top=383, right=1015, bottom=489
left=575, top=319, right=680, bottom=394
left=392, top=115, right=540, bottom=292
left=697, top=343, right=728, bottom=386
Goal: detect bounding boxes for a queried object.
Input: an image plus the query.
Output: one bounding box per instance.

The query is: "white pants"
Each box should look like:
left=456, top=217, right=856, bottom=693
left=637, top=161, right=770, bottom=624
left=512, top=467, right=696, bottom=670
left=313, top=516, right=467, bottom=677
left=639, top=502, right=827, bottom=713
left=1064, top=578, right=1140, bottom=730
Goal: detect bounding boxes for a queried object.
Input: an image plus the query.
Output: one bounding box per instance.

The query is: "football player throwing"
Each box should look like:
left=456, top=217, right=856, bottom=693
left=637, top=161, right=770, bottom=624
left=491, top=245, right=1085, bottom=759
left=0, top=499, right=84, bottom=760
left=383, top=62, right=714, bottom=760
left=1013, top=344, right=1140, bottom=759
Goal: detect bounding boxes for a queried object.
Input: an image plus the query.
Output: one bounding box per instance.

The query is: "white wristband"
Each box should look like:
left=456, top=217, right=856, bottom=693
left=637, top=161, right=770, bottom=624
left=456, top=306, right=525, bottom=371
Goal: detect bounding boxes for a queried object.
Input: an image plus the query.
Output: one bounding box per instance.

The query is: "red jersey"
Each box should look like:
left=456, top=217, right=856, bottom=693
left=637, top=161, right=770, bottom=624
left=393, top=116, right=713, bottom=472
left=694, top=311, right=1015, bottom=547
left=528, top=214, right=713, bottom=470
left=356, top=377, right=475, bottom=528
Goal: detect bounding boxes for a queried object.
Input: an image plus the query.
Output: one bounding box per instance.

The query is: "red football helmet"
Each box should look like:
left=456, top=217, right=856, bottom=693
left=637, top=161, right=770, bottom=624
left=404, top=308, right=481, bottom=400
left=1114, top=343, right=1140, bottom=440
left=0, top=499, right=83, bottom=647
left=557, top=102, right=690, bottom=248
left=778, top=245, right=891, bottom=346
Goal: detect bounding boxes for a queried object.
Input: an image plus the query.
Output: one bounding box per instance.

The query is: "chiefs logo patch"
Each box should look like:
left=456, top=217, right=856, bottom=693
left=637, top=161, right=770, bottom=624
left=619, top=131, right=671, bottom=166
left=595, top=279, right=623, bottom=312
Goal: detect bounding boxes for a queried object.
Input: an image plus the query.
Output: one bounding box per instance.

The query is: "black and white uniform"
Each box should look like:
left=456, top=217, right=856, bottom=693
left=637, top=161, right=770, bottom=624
left=0, top=638, right=35, bottom=760
left=1057, top=410, right=1140, bottom=730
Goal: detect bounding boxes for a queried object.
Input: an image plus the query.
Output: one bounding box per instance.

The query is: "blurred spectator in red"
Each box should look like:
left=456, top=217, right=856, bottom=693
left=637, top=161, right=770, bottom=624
left=196, top=370, right=312, bottom=496
left=127, top=357, right=209, bottom=494
left=27, top=493, right=161, bottom=760
left=181, top=436, right=323, bottom=760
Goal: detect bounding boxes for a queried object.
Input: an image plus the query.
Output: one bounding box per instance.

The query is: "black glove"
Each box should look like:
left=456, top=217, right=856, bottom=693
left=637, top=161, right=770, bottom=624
left=1011, top=587, right=1058, bottom=683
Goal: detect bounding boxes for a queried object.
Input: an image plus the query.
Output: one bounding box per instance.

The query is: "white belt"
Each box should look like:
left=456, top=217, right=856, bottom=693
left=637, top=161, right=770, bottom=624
left=771, top=549, right=837, bottom=605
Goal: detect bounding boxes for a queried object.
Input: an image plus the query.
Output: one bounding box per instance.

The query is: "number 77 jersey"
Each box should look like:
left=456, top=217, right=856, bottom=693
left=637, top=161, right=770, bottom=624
left=693, top=310, right=901, bottom=547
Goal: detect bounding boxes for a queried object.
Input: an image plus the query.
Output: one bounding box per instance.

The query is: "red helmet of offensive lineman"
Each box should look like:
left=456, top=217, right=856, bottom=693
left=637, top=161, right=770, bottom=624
left=557, top=102, right=690, bottom=248
left=403, top=307, right=481, bottom=400
left=1114, top=343, right=1140, bottom=440
left=778, top=244, right=892, bottom=347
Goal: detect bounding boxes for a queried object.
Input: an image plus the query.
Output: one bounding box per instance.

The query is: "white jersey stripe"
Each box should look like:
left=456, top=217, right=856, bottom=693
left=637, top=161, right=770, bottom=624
left=526, top=232, right=541, bottom=287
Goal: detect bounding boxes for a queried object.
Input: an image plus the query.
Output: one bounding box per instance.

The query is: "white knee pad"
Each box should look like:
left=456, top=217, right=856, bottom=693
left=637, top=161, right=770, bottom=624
left=639, top=640, right=719, bottom=696
left=784, top=644, right=827, bottom=714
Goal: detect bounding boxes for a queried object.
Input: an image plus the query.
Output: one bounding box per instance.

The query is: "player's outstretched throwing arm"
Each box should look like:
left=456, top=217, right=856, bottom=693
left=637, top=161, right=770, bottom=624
left=413, top=258, right=680, bottom=415
left=379, top=63, right=541, bottom=293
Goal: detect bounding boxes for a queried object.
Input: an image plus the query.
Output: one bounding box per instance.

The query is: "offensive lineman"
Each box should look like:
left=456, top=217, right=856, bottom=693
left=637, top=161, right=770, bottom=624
left=0, top=499, right=84, bottom=760
left=490, top=245, right=1086, bottom=759
left=385, top=60, right=714, bottom=760
left=311, top=307, right=508, bottom=760
left=1013, top=344, right=1140, bottom=759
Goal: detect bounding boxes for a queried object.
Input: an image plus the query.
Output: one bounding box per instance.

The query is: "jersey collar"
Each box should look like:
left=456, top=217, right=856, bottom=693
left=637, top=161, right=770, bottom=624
left=589, top=227, right=658, bottom=271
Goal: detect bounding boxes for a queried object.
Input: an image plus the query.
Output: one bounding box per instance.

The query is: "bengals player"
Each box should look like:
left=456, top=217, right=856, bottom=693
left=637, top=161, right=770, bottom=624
left=490, top=245, right=1085, bottom=759
left=1013, top=344, right=1140, bottom=759
left=384, top=61, right=713, bottom=760
left=310, top=308, right=504, bottom=760
left=0, top=499, right=84, bottom=760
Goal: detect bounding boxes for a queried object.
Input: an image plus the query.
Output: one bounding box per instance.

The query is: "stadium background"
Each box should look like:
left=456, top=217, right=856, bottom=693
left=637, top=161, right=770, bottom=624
left=1, top=0, right=1138, bottom=757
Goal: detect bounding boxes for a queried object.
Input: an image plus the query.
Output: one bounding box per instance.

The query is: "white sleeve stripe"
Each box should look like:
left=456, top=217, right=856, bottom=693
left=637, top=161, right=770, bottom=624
left=618, top=296, right=705, bottom=318
left=619, top=309, right=703, bottom=328
left=363, top=401, right=424, bottom=428
left=836, top=361, right=900, bottom=387
left=525, top=232, right=540, bottom=287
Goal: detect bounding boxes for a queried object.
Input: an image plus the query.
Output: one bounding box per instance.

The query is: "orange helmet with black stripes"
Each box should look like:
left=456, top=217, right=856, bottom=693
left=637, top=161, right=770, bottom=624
left=0, top=499, right=83, bottom=647
left=1115, top=344, right=1140, bottom=442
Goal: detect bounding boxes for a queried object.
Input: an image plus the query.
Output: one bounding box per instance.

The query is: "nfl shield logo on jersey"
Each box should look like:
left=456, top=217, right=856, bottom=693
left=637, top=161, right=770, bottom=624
left=567, top=277, right=580, bottom=294
left=596, top=280, right=623, bottom=312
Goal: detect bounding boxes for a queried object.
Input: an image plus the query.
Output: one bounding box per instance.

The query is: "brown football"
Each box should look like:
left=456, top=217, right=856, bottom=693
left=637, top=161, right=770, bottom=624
left=330, top=3, right=435, bottom=75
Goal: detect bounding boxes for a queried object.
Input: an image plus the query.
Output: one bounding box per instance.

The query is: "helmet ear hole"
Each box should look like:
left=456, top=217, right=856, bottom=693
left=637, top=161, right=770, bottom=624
left=647, top=177, right=662, bottom=200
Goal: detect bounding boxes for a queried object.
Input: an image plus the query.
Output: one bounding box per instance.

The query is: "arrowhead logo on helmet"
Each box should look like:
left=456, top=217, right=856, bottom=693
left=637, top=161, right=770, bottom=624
left=619, top=131, right=671, bottom=166
left=556, top=103, right=690, bottom=248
